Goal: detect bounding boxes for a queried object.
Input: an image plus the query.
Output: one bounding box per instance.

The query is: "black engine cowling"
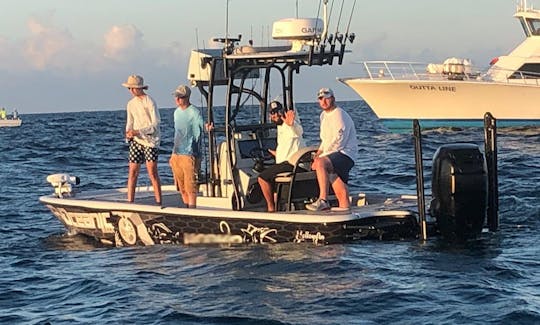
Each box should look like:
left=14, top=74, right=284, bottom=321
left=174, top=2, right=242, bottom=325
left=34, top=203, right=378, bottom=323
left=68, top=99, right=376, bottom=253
left=430, top=144, right=487, bottom=240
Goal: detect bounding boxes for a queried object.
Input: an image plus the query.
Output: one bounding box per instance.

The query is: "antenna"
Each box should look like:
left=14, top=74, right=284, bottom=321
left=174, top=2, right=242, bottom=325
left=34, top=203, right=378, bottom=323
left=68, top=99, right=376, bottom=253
left=226, top=0, right=230, bottom=40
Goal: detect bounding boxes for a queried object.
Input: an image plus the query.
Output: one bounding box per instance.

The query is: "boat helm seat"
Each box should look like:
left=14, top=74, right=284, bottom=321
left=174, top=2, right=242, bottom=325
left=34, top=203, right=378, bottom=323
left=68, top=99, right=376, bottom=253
left=274, top=146, right=319, bottom=211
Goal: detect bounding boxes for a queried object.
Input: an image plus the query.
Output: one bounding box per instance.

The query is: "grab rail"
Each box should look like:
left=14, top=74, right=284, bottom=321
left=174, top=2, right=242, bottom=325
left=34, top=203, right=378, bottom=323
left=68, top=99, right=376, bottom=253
left=355, top=60, right=540, bottom=85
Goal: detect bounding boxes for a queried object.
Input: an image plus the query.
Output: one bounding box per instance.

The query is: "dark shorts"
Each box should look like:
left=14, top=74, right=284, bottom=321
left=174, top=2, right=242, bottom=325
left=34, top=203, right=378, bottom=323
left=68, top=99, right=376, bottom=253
left=128, top=141, right=159, bottom=163
left=258, top=161, right=294, bottom=184
left=327, top=152, right=354, bottom=183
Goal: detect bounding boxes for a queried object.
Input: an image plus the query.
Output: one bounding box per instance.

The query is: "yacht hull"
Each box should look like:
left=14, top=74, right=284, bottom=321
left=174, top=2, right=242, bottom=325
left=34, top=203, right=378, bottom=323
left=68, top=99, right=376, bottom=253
left=339, top=78, right=540, bottom=121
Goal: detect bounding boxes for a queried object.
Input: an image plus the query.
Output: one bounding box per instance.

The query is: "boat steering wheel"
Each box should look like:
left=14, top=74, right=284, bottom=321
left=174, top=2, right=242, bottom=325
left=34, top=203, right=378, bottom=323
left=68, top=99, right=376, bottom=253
left=248, top=147, right=274, bottom=173
left=248, top=147, right=274, bottom=162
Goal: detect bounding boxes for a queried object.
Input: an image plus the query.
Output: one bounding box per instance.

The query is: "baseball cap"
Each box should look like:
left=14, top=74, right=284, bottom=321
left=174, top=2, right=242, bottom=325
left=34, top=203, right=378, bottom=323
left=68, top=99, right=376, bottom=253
left=269, top=101, right=284, bottom=115
left=317, top=87, right=334, bottom=99
left=172, top=85, right=191, bottom=98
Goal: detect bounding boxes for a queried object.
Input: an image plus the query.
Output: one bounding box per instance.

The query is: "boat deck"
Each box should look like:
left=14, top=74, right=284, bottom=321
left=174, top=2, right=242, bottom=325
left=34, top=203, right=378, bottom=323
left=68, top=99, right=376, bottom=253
left=67, top=184, right=419, bottom=217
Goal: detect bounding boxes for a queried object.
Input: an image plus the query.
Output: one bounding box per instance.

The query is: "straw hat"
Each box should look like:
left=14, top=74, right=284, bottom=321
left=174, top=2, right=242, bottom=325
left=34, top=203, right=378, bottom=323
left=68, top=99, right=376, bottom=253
left=122, top=75, right=148, bottom=89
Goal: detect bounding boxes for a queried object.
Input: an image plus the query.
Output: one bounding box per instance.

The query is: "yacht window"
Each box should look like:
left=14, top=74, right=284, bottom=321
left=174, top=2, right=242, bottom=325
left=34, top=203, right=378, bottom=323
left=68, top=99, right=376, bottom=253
left=509, top=63, right=540, bottom=79
left=526, top=18, right=540, bottom=36
left=520, top=18, right=530, bottom=37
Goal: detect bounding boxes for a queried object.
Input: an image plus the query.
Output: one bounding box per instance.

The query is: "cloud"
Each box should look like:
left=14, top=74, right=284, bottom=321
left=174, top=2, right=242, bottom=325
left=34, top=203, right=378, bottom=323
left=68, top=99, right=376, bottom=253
left=23, top=15, right=76, bottom=70
left=0, top=12, right=189, bottom=112
left=0, top=14, right=177, bottom=75
left=103, top=25, right=144, bottom=61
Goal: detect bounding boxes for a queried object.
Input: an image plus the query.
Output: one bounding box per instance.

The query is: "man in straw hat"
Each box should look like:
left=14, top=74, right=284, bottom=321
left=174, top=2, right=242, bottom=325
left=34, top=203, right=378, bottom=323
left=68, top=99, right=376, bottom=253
left=122, top=74, right=162, bottom=205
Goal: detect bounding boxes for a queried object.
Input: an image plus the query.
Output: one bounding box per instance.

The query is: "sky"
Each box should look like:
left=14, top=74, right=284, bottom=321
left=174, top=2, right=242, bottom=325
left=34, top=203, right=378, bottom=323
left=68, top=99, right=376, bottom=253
left=0, top=0, right=525, bottom=114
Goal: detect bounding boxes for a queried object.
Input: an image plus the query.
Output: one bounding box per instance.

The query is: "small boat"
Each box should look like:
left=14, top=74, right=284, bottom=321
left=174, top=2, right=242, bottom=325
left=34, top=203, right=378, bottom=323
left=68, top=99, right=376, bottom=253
left=0, top=108, right=22, bottom=127
left=0, top=118, right=22, bottom=127
left=40, top=2, right=499, bottom=247
left=338, top=0, right=540, bottom=126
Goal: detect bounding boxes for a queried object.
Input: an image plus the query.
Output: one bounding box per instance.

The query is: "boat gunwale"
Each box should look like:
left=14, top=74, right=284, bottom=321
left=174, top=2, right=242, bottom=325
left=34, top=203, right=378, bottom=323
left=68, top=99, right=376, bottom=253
left=39, top=192, right=418, bottom=225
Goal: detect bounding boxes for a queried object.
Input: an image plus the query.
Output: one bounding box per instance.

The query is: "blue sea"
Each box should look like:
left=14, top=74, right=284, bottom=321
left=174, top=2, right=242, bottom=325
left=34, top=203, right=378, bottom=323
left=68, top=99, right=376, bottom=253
left=1, top=100, right=539, bottom=324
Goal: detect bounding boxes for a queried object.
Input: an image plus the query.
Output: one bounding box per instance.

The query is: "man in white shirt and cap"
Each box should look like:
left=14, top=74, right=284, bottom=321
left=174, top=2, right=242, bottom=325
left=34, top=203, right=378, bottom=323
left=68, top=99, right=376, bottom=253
left=257, top=100, right=305, bottom=212
left=306, top=88, right=358, bottom=212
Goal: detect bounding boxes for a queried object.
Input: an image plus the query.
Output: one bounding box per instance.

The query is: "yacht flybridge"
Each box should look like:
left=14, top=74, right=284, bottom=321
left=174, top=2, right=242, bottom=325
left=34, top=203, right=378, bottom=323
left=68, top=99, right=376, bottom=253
left=338, top=0, right=540, bottom=125
left=40, top=1, right=498, bottom=247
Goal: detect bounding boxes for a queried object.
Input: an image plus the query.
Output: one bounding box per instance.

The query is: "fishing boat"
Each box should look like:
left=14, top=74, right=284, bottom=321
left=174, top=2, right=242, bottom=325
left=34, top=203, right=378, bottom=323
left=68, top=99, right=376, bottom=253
left=0, top=109, right=22, bottom=127
left=0, top=118, right=22, bottom=127
left=39, top=1, right=499, bottom=247
left=338, top=0, right=540, bottom=126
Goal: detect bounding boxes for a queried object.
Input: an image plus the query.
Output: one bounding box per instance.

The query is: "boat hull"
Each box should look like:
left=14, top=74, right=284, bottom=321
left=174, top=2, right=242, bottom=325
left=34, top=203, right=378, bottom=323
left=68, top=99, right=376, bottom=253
left=338, top=78, right=540, bottom=121
left=41, top=194, right=420, bottom=246
left=0, top=119, right=22, bottom=127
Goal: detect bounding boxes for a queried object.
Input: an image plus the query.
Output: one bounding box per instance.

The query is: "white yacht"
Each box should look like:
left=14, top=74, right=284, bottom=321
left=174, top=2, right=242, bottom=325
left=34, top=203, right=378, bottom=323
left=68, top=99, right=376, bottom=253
left=338, top=0, right=540, bottom=125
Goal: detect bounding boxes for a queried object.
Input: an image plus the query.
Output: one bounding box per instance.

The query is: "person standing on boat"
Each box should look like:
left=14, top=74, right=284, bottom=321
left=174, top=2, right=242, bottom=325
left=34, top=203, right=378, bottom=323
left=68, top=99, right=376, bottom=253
left=257, top=100, right=305, bottom=212
left=306, top=88, right=358, bottom=212
left=169, top=84, right=204, bottom=208
left=122, top=74, right=162, bottom=205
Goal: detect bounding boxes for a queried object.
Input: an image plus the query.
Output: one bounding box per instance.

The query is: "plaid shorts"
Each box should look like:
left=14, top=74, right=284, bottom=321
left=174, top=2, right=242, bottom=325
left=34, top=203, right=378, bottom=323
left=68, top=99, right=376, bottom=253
left=128, top=141, right=159, bottom=163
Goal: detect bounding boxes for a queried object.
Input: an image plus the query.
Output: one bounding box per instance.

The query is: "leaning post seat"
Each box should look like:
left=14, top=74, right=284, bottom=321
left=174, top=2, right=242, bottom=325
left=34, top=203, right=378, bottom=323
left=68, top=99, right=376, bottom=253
left=275, top=146, right=319, bottom=211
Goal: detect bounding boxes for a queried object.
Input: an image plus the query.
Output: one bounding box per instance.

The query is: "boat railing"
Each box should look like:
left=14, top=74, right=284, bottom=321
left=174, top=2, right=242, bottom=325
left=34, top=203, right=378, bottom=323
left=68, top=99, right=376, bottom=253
left=358, top=61, right=484, bottom=81
left=488, top=66, right=540, bottom=85
left=356, top=60, right=540, bottom=85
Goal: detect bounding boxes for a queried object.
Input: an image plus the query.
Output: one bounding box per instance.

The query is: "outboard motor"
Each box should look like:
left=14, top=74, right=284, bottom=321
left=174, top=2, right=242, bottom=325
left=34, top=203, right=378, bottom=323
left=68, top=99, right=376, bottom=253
left=430, top=144, right=487, bottom=240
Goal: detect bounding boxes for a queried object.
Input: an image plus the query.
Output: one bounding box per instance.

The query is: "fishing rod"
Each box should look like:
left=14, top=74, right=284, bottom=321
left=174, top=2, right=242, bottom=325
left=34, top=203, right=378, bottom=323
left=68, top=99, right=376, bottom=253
left=339, top=0, right=356, bottom=64
left=330, top=0, right=344, bottom=53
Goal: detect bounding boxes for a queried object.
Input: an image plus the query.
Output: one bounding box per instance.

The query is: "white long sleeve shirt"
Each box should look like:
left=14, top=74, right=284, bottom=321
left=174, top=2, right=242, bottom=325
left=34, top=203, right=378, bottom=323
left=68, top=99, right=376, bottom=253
left=275, top=114, right=305, bottom=164
left=318, top=106, right=358, bottom=161
left=125, top=95, right=161, bottom=148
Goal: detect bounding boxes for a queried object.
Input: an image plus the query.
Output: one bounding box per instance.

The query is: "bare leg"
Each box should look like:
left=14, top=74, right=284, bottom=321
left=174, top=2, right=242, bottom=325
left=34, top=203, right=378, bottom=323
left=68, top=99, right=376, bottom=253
left=312, top=156, right=333, bottom=200
left=127, top=162, right=140, bottom=202
left=258, top=177, right=275, bottom=212
left=186, top=157, right=198, bottom=208
left=178, top=188, right=189, bottom=207
left=186, top=192, right=197, bottom=208
left=331, top=177, right=350, bottom=208
left=146, top=160, right=162, bottom=204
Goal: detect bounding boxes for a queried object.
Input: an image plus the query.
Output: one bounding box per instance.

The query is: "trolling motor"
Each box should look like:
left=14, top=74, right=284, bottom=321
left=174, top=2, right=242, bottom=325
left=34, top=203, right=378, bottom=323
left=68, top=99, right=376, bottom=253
left=46, top=173, right=80, bottom=198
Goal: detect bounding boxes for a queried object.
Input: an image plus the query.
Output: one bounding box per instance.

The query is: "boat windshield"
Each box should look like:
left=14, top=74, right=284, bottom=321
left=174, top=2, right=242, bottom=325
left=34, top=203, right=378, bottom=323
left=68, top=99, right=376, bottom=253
left=521, top=17, right=540, bottom=36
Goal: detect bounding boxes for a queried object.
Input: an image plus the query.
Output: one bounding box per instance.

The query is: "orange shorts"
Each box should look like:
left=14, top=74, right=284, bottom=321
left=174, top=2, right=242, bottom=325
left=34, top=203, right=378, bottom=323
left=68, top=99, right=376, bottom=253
left=169, top=154, right=199, bottom=194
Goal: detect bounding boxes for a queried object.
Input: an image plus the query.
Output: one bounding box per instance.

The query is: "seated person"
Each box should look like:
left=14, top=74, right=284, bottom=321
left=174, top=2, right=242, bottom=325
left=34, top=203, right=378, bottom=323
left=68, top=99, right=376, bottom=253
left=306, top=88, right=358, bottom=212
left=257, top=101, right=305, bottom=212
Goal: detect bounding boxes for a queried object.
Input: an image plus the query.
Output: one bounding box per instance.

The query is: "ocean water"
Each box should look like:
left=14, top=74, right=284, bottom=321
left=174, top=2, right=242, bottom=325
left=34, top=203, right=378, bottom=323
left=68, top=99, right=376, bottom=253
left=1, top=100, right=539, bottom=324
